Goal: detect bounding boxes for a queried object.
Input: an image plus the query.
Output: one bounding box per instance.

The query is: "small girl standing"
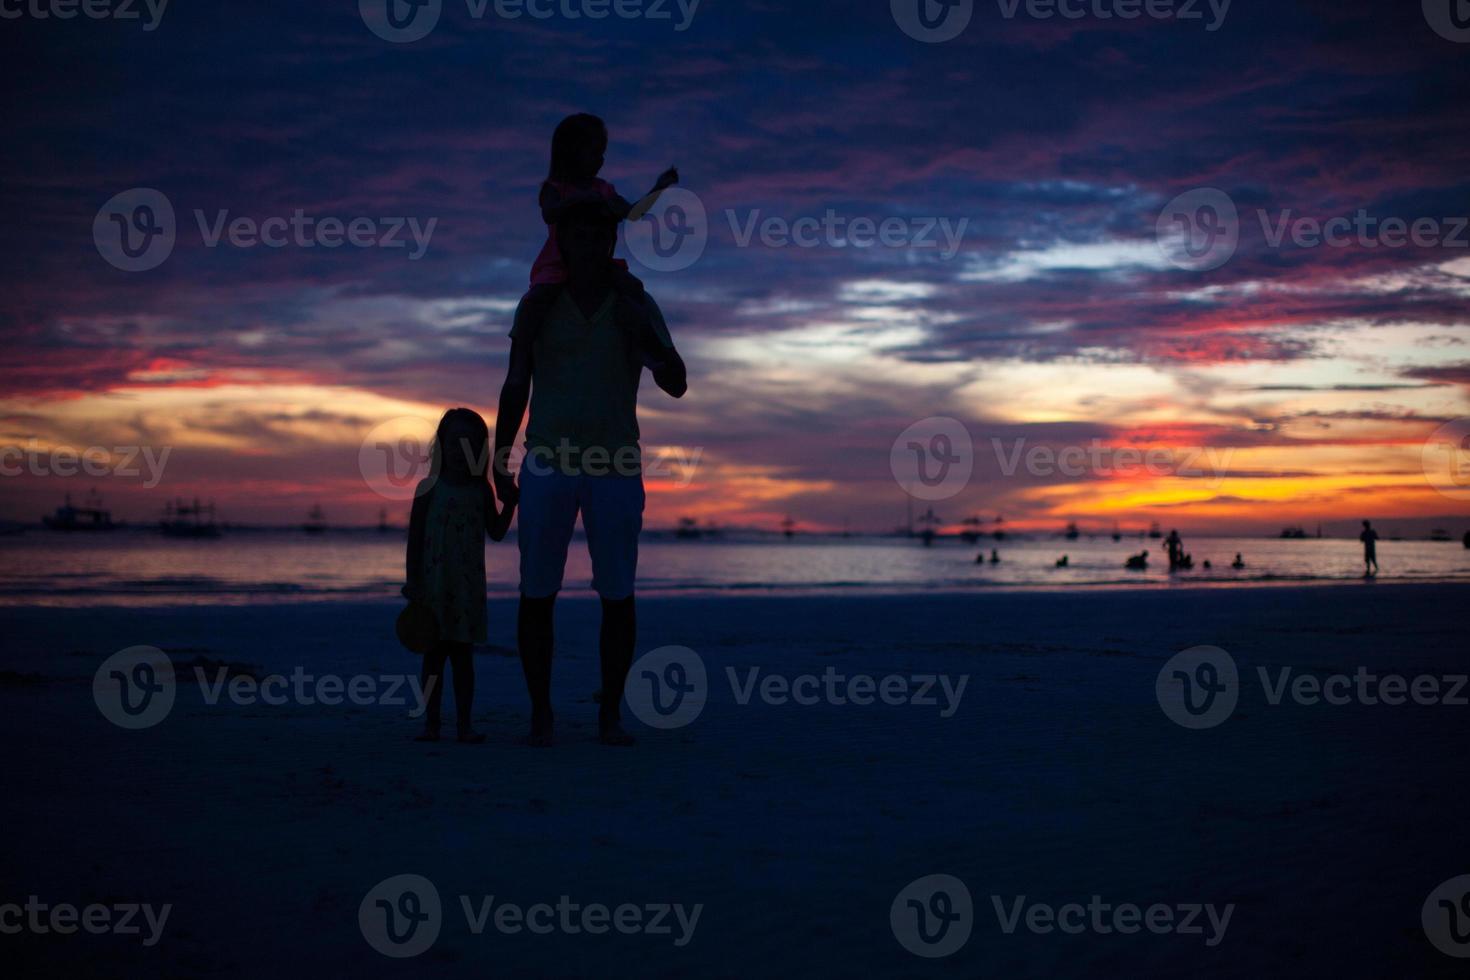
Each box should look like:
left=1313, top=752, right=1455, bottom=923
left=404, top=408, right=513, bottom=743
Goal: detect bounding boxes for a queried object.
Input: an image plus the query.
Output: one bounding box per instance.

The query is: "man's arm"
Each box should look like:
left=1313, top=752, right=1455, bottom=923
left=493, top=335, right=533, bottom=504
left=649, top=345, right=687, bottom=399
left=627, top=293, right=687, bottom=398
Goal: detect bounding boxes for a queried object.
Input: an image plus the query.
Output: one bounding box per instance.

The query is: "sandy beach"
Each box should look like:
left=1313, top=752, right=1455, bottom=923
left=4, top=582, right=1466, bottom=976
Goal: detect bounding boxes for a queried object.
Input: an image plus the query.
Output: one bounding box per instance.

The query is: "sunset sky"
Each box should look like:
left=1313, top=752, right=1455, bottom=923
left=3, top=0, right=1469, bottom=534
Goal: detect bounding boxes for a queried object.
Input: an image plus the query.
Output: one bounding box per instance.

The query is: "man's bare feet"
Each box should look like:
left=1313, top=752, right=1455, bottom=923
left=414, top=727, right=441, bottom=742
left=522, top=709, right=554, bottom=747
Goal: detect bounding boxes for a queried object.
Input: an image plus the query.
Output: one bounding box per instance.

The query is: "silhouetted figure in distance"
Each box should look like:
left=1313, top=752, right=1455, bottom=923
left=1360, top=520, right=1379, bottom=577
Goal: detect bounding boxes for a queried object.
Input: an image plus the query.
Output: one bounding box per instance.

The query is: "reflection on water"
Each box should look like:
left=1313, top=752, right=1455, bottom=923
left=1, top=529, right=1468, bottom=607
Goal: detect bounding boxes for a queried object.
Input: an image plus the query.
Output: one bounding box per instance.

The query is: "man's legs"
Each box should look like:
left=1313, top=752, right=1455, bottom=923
left=518, top=595, right=557, bottom=744
left=598, top=596, right=636, bottom=743
left=582, top=474, right=645, bottom=745
left=516, top=463, right=579, bottom=746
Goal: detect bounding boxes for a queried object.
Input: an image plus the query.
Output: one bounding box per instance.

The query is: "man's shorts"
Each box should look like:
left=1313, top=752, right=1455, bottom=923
left=517, top=467, right=645, bottom=599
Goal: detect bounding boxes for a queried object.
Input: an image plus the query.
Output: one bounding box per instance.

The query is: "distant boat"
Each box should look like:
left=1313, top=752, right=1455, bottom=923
left=302, top=505, right=328, bottom=534
left=1148, top=522, right=1162, bottom=539
left=1111, top=521, right=1122, bottom=542
left=1280, top=526, right=1308, bottom=539
left=1064, top=522, right=1080, bottom=541
left=916, top=507, right=941, bottom=547
left=160, top=498, right=221, bottom=538
left=675, top=517, right=702, bottom=540
left=377, top=509, right=391, bottom=533
left=1429, top=528, right=1451, bottom=542
left=781, top=516, right=797, bottom=539
left=958, top=515, right=983, bottom=544
left=43, top=491, right=117, bottom=531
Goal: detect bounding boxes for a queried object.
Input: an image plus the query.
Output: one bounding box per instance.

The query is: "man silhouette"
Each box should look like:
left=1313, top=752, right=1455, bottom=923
left=493, top=201, right=687, bottom=746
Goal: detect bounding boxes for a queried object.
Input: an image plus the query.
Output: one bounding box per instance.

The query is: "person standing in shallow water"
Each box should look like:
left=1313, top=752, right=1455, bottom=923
left=493, top=200, right=688, bottom=748
left=1360, top=519, right=1379, bottom=577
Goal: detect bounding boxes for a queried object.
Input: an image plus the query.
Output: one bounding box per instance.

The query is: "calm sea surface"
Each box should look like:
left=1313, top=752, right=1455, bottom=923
left=1, top=529, right=1468, bottom=607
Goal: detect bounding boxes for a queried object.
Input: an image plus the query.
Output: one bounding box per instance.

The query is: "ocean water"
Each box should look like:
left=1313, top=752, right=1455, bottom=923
left=1, top=529, right=1467, bottom=606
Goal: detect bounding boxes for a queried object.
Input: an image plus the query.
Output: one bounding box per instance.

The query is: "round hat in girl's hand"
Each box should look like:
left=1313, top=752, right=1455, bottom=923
left=395, top=601, right=439, bottom=655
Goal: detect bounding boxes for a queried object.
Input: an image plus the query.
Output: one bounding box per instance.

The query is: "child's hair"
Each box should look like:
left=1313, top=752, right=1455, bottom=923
left=547, top=113, right=608, bottom=182
left=429, top=408, right=489, bottom=479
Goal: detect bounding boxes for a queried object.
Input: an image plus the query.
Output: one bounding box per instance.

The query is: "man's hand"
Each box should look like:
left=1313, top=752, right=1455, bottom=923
left=654, top=166, right=679, bottom=191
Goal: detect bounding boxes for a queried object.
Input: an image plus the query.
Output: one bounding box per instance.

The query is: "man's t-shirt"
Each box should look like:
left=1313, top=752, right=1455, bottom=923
left=511, top=289, right=674, bottom=476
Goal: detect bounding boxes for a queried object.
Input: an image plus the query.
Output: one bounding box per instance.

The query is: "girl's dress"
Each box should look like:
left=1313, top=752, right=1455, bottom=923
left=419, top=481, right=487, bottom=644
left=530, top=177, right=630, bottom=285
